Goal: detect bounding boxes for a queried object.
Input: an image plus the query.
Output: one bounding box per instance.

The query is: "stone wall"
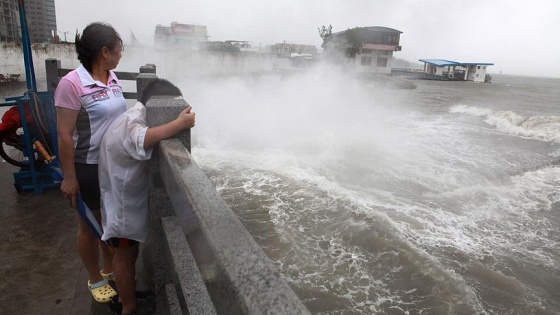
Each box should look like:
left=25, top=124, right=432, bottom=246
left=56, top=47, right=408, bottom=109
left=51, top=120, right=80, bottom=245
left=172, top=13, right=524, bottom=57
left=1, top=42, right=78, bottom=89
left=1, top=42, right=277, bottom=88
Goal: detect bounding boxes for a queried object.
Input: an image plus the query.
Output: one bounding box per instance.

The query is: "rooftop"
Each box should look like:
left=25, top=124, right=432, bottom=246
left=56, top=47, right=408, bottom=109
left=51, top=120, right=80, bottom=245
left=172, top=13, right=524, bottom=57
left=419, top=59, right=494, bottom=67
left=333, top=26, right=403, bottom=36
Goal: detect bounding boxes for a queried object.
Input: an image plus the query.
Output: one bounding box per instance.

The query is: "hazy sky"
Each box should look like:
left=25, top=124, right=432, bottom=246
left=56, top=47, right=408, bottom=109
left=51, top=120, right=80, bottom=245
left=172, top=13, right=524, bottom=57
left=54, top=0, right=560, bottom=78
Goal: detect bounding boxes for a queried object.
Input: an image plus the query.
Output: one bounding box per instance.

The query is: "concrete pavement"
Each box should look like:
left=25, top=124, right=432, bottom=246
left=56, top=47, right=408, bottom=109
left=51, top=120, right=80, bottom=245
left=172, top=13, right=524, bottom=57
left=0, top=160, right=100, bottom=314
left=0, top=162, right=156, bottom=314
left=1, top=83, right=155, bottom=315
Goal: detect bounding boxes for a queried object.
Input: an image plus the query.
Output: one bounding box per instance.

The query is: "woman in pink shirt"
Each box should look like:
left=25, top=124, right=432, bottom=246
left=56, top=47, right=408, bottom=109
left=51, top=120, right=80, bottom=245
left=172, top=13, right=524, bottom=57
left=54, top=22, right=125, bottom=304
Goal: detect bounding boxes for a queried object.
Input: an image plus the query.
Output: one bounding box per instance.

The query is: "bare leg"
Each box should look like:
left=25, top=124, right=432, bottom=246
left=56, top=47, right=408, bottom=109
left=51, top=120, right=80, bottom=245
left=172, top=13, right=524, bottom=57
left=113, top=244, right=139, bottom=314
left=92, top=210, right=114, bottom=276
left=77, top=210, right=114, bottom=283
left=100, top=245, right=114, bottom=276
left=76, top=214, right=104, bottom=283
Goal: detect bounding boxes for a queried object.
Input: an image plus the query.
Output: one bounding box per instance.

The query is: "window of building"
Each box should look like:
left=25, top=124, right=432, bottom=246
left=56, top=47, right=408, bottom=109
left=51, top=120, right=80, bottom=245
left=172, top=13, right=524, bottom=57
left=379, top=50, right=389, bottom=55
left=361, top=56, right=372, bottom=66
left=362, top=48, right=372, bottom=54
left=387, top=35, right=398, bottom=44
left=483, top=66, right=486, bottom=69
left=377, top=57, right=388, bottom=67
left=477, top=66, right=481, bottom=69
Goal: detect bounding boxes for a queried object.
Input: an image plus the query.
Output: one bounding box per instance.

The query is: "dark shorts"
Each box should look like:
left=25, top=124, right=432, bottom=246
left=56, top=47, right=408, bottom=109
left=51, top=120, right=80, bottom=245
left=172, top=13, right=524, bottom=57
left=107, top=238, right=139, bottom=247
left=75, top=162, right=100, bottom=211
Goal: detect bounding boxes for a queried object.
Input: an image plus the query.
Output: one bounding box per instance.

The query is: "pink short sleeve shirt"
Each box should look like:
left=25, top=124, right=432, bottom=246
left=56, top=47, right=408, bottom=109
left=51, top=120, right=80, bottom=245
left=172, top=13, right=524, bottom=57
left=54, top=64, right=126, bottom=164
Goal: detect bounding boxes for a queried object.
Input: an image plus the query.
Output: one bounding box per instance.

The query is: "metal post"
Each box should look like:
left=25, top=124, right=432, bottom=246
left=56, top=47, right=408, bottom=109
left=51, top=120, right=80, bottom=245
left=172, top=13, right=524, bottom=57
left=17, top=0, right=36, bottom=92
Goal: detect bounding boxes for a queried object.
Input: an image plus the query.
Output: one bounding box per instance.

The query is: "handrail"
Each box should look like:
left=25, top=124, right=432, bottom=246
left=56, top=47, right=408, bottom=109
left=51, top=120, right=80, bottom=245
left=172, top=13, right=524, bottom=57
left=46, top=58, right=142, bottom=100
left=146, top=137, right=310, bottom=314
left=143, top=75, right=310, bottom=315
left=44, top=59, right=310, bottom=314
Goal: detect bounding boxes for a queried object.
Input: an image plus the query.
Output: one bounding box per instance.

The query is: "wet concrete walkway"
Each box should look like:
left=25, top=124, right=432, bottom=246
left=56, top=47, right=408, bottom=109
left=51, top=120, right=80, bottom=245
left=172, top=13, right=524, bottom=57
left=1, top=84, right=155, bottom=315
left=0, top=83, right=107, bottom=314
left=0, top=161, right=100, bottom=314
left=0, top=161, right=157, bottom=314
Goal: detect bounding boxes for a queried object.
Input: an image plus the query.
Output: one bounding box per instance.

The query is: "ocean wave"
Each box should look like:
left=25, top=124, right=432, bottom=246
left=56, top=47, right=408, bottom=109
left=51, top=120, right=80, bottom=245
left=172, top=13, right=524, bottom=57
left=450, top=105, right=560, bottom=143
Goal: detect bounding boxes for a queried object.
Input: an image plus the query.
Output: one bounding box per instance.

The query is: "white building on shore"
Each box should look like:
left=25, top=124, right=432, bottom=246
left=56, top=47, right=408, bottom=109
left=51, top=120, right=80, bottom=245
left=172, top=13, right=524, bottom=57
left=322, top=26, right=403, bottom=74
left=419, top=59, right=494, bottom=83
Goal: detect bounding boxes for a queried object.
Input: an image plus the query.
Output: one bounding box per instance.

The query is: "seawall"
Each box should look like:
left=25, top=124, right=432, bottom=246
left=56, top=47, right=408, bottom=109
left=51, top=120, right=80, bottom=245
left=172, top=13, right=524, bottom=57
left=1, top=42, right=277, bottom=86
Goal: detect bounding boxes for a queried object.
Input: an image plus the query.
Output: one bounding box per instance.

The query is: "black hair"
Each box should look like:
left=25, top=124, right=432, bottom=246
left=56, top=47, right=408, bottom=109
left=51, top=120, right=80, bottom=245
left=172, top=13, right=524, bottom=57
left=140, top=79, right=183, bottom=105
left=75, top=22, right=122, bottom=72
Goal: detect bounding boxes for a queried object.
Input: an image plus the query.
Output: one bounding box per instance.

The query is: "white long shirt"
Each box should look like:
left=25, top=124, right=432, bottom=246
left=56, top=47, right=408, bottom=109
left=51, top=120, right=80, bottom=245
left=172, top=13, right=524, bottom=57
left=99, top=102, right=153, bottom=242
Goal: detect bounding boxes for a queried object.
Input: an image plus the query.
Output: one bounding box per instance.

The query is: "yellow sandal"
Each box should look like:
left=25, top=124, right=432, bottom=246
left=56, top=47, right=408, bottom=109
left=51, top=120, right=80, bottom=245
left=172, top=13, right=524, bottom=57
left=100, top=270, right=116, bottom=282
left=88, top=279, right=117, bottom=303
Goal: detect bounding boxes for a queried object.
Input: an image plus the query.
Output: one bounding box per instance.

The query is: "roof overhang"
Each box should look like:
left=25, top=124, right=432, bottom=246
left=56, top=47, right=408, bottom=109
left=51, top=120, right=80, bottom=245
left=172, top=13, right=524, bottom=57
left=332, top=26, right=403, bottom=36
left=363, top=44, right=401, bottom=51
left=419, top=59, right=459, bottom=67
left=460, top=62, right=495, bottom=66
left=419, top=59, right=494, bottom=67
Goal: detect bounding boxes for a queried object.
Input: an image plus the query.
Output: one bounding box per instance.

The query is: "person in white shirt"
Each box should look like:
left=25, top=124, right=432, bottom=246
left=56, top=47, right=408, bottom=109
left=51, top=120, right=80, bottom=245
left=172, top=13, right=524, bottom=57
left=99, top=79, right=195, bottom=315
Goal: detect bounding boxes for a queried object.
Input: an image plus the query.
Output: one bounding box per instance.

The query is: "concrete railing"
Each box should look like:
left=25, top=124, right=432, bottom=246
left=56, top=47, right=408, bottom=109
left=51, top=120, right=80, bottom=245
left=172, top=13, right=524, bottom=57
left=141, top=73, right=310, bottom=315
left=46, top=59, right=310, bottom=314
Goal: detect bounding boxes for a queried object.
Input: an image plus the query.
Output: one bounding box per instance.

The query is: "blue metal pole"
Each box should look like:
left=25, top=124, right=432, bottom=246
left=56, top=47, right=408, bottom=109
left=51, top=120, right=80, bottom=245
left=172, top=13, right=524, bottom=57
left=17, top=0, right=37, bottom=92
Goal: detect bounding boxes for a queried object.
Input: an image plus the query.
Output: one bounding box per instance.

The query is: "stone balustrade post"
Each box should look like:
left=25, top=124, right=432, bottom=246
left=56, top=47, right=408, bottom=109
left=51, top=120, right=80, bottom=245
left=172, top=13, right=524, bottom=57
left=136, top=65, right=158, bottom=103
left=45, top=58, right=61, bottom=93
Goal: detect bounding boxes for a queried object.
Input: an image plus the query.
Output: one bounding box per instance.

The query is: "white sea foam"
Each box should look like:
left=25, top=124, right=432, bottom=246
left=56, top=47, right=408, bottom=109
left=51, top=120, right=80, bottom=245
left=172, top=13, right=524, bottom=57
left=194, top=145, right=486, bottom=312
left=450, top=104, right=493, bottom=117
left=188, top=71, right=560, bottom=312
left=423, top=164, right=560, bottom=266
left=194, top=106, right=559, bottom=311
left=450, top=104, right=560, bottom=143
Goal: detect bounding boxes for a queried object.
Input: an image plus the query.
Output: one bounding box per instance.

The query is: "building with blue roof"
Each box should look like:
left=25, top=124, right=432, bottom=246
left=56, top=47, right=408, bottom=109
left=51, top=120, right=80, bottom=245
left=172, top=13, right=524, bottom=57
left=417, top=59, right=494, bottom=82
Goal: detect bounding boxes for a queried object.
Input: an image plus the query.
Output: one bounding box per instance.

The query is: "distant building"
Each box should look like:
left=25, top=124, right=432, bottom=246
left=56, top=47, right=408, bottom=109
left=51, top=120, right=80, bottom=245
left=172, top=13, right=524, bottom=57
left=390, top=59, right=494, bottom=82
left=267, top=43, right=317, bottom=70
left=272, top=42, right=317, bottom=57
left=0, top=0, right=57, bottom=43
left=155, top=22, right=209, bottom=49
left=26, top=0, right=56, bottom=43
left=418, top=59, right=493, bottom=82
left=199, top=41, right=240, bottom=53
left=322, top=26, right=402, bottom=74
left=225, top=40, right=261, bottom=53
left=0, top=0, right=21, bottom=42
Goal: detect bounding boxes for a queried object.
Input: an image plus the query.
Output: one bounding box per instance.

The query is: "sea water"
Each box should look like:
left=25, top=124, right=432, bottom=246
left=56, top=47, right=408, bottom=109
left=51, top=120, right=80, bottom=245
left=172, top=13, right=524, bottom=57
left=186, top=70, right=560, bottom=314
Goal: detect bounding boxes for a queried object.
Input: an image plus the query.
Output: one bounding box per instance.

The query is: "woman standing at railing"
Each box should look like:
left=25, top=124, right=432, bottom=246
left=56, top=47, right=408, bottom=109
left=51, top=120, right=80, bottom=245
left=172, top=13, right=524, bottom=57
left=54, top=22, right=125, bottom=304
